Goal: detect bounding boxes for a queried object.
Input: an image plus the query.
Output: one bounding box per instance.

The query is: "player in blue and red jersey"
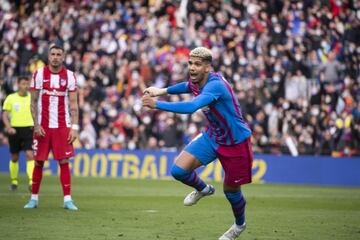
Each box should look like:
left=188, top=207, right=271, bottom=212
left=142, top=47, right=253, bottom=240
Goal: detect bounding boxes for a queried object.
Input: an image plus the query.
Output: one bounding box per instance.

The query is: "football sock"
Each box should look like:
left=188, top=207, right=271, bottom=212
left=60, top=162, right=71, bottom=196
left=32, top=162, right=44, bottom=194
left=9, top=160, right=19, bottom=185
left=31, top=194, right=38, bottom=201
left=171, top=165, right=207, bottom=192
left=64, top=195, right=72, bottom=202
left=26, top=160, right=35, bottom=185
left=224, top=191, right=246, bottom=226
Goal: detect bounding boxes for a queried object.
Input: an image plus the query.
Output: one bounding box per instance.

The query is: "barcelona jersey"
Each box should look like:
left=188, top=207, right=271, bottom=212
left=156, top=72, right=251, bottom=145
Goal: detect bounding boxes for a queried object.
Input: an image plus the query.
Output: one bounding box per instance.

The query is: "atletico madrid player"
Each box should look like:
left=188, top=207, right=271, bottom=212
left=24, top=42, right=79, bottom=210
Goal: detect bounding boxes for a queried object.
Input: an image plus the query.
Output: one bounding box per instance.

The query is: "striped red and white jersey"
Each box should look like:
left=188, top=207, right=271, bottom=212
left=31, top=65, right=77, bottom=129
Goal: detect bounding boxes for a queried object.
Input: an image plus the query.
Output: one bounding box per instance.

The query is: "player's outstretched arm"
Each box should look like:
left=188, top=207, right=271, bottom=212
left=143, top=82, right=191, bottom=96
left=156, top=94, right=214, bottom=114
left=166, top=82, right=191, bottom=94
left=155, top=81, right=220, bottom=113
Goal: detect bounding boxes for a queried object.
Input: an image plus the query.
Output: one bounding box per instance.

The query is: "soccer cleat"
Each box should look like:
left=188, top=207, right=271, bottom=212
left=9, top=184, right=18, bottom=192
left=218, top=223, right=246, bottom=240
left=24, top=199, right=38, bottom=209
left=184, top=184, right=215, bottom=206
left=64, top=201, right=78, bottom=211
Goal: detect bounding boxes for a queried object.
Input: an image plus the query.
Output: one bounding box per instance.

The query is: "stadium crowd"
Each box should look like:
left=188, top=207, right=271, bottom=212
left=0, top=0, right=359, bottom=156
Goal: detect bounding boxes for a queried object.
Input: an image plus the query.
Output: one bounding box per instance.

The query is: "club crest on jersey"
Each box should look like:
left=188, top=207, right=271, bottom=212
left=60, top=78, right=66, bottom=86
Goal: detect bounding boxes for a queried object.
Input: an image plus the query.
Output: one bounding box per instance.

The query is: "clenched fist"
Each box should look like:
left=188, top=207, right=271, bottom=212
left=143, top=87, right=167, bottom=97
left=142, top=94, right=157, bottom=109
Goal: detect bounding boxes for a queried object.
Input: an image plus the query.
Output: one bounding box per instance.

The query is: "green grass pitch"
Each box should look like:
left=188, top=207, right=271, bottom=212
left=0, top=173, right=360, bottom=240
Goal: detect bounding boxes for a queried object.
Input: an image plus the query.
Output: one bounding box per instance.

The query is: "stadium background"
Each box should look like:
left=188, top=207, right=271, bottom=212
left=1, top=1, right=360, bottom=240
left=1, top=0, right=359, bottom=157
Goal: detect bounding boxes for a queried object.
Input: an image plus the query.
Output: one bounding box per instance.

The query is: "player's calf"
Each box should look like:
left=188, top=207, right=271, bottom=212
left=171, top=165, right=207, bottom=191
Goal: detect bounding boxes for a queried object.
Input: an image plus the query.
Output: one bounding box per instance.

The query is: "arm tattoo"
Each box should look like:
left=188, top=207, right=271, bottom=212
left=31, top=91, right=39, bottom=126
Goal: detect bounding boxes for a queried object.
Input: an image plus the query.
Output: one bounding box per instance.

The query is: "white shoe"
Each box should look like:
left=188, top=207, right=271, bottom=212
left=183, top=184, right=215, bottom=206
left=219, top=223, right=246, bottom=240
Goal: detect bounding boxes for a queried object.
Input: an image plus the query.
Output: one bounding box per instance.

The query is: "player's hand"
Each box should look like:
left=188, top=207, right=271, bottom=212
left=142, top=94, right=157, bottom=109
left=34, top=125, right=45, bottom=137
left=143, top=87, right=164, bottom=97
left=67, top=129, right=78, bottom=144
left=6, top=127, right=16, bottom=135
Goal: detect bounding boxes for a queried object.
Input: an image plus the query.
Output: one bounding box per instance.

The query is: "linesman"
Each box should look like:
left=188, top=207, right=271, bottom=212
left=2, top=76, right=35, bottom=191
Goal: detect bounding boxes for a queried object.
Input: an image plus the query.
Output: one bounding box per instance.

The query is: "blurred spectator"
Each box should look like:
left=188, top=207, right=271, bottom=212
left=79, top=112, right=97, bottom=149
left=319, top=51, right=343, bottom=84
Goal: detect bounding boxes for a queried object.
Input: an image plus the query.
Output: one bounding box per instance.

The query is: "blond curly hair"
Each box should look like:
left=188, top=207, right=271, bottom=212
left=189, top=47, right=212, bottom=63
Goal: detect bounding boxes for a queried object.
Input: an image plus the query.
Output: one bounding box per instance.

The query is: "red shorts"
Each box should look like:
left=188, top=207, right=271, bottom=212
left=216, top=138, right=253, bottom=187
left=33, top=128, right=74, bottom=161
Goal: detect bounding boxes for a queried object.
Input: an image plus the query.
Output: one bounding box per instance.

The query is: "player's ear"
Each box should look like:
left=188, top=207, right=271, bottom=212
left=205, top=62, right=211, bottom=73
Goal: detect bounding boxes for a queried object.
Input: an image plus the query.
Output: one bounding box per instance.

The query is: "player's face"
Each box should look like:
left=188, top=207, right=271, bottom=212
left=188, top=57, right=211, bottom=86
left=48, top=48, right=64, bottom=69
left=18, top=79, right=29, bottom=94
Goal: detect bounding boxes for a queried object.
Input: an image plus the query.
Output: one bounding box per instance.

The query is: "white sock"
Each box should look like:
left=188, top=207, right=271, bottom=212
left=31, top=194, right=38, bottom=201
left=64, top=195, right=72, bottom=202
left=200, top=185, right=210, bottom=194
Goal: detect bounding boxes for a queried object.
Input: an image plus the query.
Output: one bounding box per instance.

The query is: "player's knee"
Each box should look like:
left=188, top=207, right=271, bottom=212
left=59, top=159, right=69, bottom=165
left=25, top=152, right=33, bottom=161
left=223, top=185, right=242, bottom=194
left=11, top=154, right=19, bottom=162
left=170, top=165, right=189, bottom=180
left=35, top=161, right=44, bottom=167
